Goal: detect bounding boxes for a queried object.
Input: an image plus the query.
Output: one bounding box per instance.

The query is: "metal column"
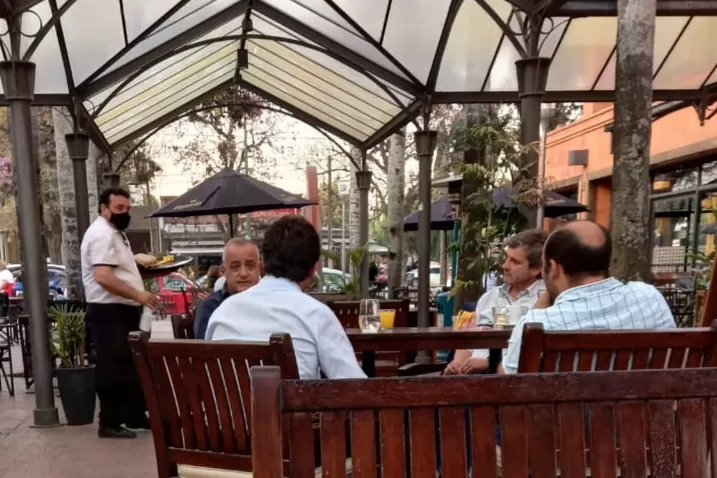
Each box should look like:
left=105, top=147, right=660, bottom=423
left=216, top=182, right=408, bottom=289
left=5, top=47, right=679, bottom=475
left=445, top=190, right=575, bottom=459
left=414, top=131, right=438, bottom=328
left=356, top=169, right=371, bottom=298
left=0, top=60, right=59, bottom=427
left=515, top=57, right=551, bottom=228
left=66, top=132, right=91, bottom=239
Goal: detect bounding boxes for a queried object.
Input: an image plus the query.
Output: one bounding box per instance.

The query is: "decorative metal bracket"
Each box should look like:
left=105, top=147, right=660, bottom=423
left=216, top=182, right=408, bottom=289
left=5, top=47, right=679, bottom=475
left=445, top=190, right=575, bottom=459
left=694, top=91, right=717, bottom=126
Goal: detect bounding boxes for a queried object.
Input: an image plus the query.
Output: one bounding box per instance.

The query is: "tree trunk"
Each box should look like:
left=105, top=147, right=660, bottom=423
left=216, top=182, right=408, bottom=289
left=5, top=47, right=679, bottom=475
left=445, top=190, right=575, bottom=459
left=454, top=104, right=491, bottom=313
left=387, top=131, right=406, bottom=295
left=610, top=0, right=656, bottom=281
left=52, top=108, right=83, bottom=299
left=348, top=162, right=361, bottom=275
left=36, top=107, right=62, bottom=264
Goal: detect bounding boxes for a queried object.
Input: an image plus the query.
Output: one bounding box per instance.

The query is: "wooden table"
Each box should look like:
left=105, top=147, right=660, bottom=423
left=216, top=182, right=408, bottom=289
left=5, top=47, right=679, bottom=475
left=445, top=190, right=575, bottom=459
left=346, top=327, right=512, bottom=376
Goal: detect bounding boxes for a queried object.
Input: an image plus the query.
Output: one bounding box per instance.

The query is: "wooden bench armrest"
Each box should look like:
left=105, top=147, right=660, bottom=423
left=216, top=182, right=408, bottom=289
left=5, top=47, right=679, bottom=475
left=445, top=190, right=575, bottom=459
left=397, top=362, right=446, bottom=376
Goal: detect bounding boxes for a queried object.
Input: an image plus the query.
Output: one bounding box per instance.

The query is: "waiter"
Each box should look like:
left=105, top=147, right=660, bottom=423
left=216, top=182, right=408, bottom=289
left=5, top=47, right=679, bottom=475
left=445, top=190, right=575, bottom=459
left=80, top=187, right=158, bottom=439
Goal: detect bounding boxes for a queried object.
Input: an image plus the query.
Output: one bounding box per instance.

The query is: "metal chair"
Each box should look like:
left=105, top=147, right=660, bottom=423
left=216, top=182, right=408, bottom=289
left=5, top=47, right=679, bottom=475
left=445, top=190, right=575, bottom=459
left=0, top=322, right=15, bottom=396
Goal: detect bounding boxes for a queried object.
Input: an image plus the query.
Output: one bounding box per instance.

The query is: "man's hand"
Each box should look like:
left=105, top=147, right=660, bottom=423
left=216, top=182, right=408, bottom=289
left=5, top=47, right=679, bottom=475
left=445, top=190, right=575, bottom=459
left=136, top=290, right=159, bottom=309
left=443, top=359, right=465, bottom=375
left=460, top=357, right=488, bottom=374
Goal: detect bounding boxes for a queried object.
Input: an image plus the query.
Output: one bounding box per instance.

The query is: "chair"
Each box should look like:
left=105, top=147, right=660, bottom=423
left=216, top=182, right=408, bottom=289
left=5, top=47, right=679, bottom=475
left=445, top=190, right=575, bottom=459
left=170, top=314, right=195, bottom=339
left=129, top=331, right=300, bottom=478
left=517, top=321, right=717, bottom=373
left=0, top=323, right=14, bottom=396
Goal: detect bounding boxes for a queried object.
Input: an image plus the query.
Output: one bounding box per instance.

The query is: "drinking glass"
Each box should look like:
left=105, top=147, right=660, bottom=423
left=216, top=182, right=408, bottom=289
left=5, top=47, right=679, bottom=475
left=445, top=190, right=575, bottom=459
left=492, top=306, right=510, bottom=327
left=379, top=309, right=396, bottom=329
left=359, top=299, right=381, bottom=333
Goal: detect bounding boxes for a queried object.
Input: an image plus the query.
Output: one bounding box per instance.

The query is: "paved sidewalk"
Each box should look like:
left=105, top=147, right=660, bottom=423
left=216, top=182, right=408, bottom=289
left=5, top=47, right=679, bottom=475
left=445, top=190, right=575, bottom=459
left=0, top=346, right=157, bottom=478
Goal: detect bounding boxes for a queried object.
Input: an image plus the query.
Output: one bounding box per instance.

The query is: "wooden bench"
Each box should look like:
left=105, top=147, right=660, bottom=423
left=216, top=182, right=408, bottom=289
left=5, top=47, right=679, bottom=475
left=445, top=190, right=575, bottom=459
left=518, top=321, right=717, bottom=373
left=129, top=331, right=299, bottom=478
left=252, top=366, right=717, bottom=478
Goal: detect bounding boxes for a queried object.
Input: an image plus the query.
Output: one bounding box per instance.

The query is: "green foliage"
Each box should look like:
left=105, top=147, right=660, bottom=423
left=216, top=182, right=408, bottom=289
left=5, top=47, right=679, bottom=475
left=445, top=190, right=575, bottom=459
left=451, top=108, right=538, bottom=298
left=50, top=304, right=87, bottom=369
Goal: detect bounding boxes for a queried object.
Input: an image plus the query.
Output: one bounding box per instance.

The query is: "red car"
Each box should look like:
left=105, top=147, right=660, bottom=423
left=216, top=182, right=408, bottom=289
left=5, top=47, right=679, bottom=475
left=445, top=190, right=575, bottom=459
left=145, top=273, right=207, bottom=315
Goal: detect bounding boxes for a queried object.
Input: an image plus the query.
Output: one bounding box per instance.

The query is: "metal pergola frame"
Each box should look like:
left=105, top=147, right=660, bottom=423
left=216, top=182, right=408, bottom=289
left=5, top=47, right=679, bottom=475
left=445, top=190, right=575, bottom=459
left=3, top=0, right=717, bottom=427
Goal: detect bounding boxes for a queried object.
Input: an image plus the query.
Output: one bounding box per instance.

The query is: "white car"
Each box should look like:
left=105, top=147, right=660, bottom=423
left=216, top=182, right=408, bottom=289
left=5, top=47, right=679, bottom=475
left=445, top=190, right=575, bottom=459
left=317, top=267, right=352, bottom=292
left=405, top=262, right=443, bottom=288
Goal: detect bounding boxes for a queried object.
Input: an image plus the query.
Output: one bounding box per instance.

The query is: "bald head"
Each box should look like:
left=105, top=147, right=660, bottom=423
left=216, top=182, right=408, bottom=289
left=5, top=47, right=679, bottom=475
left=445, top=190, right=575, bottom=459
left=222, top=238, right=261, bottom=294
left=544, top=220, right=611, bottom=279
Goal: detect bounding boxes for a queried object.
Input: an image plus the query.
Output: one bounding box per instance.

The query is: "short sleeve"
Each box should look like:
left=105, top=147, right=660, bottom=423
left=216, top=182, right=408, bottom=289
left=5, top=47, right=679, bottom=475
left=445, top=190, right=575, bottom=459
left=315, top=306, right=367, bottom=379
left=88, top=233, right=119, bottom=267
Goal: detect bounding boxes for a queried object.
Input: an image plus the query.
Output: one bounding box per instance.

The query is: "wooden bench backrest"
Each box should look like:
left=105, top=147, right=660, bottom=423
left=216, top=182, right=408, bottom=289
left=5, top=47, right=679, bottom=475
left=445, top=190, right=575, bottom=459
left=170, top=314, right=195, bottom=340
left=327, top=299, right=411, bottom=328
left=518, top=321, right=717, bottom=373
left=128, top=332, right=299, bottom=478
left=252, top=366, right=717, bottom=478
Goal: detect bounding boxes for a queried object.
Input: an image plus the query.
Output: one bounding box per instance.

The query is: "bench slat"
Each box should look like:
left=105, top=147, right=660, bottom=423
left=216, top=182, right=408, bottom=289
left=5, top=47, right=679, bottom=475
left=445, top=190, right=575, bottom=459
left=529, top=404, right=558, bottom=478
left=500, top=405, right=530, bottom=477
left=409, top=408, right=436, bottom=478
left=647, top=400, right=676, bottom=477
left=589, top=403, right=617, bottom=478
left=320, top=412, right=348, bottom=478
left=679, top=399, right=708, bottom=478
left=349, top=410, right=377, bottom=478
left=559, top=403, right=587, bottom=478
left=469, top=406, right=498, bottom=478
left=617, top=401, right=648, bottom=477
left=438, top=407, right=466, bottom=478
left=380, top=409, right=407, bottom=478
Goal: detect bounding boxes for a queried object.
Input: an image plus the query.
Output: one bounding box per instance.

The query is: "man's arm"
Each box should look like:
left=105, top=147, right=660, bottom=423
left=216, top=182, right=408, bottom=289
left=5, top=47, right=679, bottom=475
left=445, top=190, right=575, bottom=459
left=94, top=266, right=157, bottom=308
left=316, top=308, right=367, bottom=379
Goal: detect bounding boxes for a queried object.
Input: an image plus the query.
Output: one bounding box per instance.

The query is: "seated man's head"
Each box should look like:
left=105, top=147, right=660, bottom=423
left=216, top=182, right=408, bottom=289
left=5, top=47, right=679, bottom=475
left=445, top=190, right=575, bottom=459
left=222, top=238, right=261, bottom=294
left=502, top=229, right=547, bottom=288
left=262, top=215, right=320, bottom=290
left=543, top=220, right=611, bottom=302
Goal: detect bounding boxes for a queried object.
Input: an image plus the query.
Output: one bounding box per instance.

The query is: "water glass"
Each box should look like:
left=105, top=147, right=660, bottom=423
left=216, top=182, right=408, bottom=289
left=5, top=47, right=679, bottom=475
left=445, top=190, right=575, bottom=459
left=359, top=299, right=381, bottom=333
left=492, top=306, right=509, bottom=327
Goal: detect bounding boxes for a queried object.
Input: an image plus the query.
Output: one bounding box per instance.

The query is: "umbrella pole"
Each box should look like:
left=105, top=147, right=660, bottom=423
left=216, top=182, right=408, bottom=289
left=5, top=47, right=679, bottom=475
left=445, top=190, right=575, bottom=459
left=228, top=214, right=235, bottom=238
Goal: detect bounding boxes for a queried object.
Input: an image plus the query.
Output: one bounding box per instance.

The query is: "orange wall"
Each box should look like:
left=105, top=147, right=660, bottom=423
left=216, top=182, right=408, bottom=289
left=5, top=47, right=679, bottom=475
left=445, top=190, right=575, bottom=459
left=545, top=103, right=717, bottom=227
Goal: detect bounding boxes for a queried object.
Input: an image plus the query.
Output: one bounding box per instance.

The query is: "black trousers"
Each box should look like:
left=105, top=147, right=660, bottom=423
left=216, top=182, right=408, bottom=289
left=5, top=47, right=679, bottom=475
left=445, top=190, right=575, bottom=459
left=86, top=303, right=146, bottom=428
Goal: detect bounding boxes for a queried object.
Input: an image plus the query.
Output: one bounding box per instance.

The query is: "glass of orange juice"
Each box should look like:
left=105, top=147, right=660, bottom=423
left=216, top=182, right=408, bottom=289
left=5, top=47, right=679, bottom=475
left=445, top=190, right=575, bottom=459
left=379, top=309, right=396, bottom=329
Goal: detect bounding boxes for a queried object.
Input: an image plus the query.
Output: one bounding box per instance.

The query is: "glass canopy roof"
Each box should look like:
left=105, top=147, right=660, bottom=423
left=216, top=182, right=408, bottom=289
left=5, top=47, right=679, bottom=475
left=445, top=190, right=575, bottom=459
left=5, top=0, right=717, bottom=150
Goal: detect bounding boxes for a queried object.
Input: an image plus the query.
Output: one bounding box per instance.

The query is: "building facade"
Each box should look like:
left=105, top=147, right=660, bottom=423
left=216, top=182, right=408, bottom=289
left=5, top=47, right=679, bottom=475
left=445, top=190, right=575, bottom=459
left=545, top=102, right=717, bottom=273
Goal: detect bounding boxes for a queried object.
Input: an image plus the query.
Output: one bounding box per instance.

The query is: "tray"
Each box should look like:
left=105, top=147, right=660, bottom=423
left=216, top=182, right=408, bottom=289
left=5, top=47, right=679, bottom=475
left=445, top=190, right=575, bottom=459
left=137, top=254, right=193, bottom=278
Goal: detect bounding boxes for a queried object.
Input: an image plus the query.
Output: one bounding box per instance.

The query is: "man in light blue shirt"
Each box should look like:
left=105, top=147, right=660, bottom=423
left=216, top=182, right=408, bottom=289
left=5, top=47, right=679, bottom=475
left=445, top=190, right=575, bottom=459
left=207, top=215, right=366, bottom=379
left=501, top=220, right=675, bottom=374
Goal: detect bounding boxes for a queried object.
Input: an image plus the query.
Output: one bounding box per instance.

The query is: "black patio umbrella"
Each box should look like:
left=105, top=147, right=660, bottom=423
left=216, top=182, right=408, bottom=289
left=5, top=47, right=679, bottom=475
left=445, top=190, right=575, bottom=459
left=493, top=185, right=589, bottom=218
left=403, top=198, right=454, bottom=231
left=151, top=168, right=315, bottom=218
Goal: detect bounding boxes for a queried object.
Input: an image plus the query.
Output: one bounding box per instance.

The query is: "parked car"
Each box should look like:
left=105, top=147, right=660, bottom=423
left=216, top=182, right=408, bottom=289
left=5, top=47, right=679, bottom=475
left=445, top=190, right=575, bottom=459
left=145, top=273, right=207, bottom=315
left=11, top=264, right=67, bottom=297
left=311, top=267, right=352, bottom=293
left=405, top=261, right=443, bottom=288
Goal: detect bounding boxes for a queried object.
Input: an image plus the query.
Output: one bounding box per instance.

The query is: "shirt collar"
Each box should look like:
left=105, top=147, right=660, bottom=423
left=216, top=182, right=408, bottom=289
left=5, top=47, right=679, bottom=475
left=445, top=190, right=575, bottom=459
left=554, top=277, right=622, bottom=305
left=260, top=275, right=301, bottom=291
left=500, top=279, right=544, bottom=300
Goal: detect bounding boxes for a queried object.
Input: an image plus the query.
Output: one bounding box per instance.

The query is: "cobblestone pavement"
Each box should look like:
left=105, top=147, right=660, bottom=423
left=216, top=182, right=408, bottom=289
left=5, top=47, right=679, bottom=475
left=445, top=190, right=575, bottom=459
left=0, top=346, right=157, bottom=478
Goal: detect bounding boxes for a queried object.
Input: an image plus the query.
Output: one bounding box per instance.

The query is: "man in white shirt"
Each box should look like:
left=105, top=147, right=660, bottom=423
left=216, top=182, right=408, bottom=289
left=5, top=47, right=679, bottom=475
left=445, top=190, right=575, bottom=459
left=81, top=187, right=158, bottom=439
left=207, top=215, right=366, bottom=379
left=445, top=229, right=547, bottom=375
left=500, top=220, right=675, bottom=374
left=0, top=261, right=14, bottom=295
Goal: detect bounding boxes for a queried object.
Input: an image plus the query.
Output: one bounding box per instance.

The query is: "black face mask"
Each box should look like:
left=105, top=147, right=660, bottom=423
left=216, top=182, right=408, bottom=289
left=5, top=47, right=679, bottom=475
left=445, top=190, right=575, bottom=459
left=109, top=212, right=131, bottom=231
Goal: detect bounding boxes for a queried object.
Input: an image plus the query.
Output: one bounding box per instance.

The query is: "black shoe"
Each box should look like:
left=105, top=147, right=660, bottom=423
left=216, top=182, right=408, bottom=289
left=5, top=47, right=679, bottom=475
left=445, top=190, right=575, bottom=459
left=125, top=415, right=151, bottom=432
left=98, top=426, right=137, bottom=439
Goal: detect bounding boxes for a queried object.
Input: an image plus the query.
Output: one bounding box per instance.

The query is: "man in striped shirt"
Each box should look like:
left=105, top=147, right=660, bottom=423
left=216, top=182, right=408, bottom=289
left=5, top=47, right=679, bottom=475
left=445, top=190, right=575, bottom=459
left=501, top=220, right=675, bottom=374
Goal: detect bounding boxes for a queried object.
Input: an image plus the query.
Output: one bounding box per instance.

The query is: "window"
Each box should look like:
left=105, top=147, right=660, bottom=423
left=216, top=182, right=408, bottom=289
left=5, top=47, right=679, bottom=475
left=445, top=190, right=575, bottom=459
left=163, top=277, right=188, bottom=292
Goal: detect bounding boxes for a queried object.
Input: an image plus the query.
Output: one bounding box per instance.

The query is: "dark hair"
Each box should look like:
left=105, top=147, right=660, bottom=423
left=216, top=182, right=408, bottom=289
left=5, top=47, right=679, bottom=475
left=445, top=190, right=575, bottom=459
left=505, top=229, right=547, bottom=268
left=262, top=215, right=320, bottom=282
left=98, top=187, right=130, bottom=213
left=543, top=222, right=611, bottom=278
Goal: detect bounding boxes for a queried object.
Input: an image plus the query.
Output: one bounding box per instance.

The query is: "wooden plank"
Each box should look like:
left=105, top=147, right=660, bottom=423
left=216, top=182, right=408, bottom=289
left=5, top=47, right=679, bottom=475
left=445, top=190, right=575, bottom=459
left=439, top=407, right=467, bottom=478
left=679, top=399, right=708, bottom=478
left=529, top=404, right=557, bottom=478
left=320, top=412, right=348, bottom=478
left=409, top=408, right=436, bottom=478
left=350, top=410, right=377, bottom=478
left=500, top=405, right=529, bottom=477
left=647, top=400, right=676, bottom=477
left=380, top=409, right=407, bottom=478
left=617, top=402, right=647, bottom=478
left=469, top=406, right=497, bottom=477
left=589, top=402, right=617, bottom=478
left=558, top=403, right=586, bottom=478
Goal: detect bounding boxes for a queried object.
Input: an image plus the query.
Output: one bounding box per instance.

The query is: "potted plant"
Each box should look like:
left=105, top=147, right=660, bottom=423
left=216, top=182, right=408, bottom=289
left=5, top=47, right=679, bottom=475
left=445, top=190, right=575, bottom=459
left=50, top=304, right=96, bottom=426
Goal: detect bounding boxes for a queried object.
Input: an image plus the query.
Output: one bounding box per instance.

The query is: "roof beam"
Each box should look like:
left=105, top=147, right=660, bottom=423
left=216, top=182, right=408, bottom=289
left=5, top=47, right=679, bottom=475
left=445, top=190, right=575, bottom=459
left=550, top=0, right=717, bottom=16
left=107, top=79, right=235, bottom=147
left=77, top=1, right=249, bottom=97
left=360, top=99, right=422, bottom=150
left=254, top=0, right=422, bottom=96
left=431, top=88, right=717, bottom=103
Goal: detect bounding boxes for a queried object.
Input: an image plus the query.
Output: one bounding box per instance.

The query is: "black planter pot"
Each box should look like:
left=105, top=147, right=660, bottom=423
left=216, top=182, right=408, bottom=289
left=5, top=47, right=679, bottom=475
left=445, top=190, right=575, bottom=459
left=56, top=364, right=96, bottom=426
